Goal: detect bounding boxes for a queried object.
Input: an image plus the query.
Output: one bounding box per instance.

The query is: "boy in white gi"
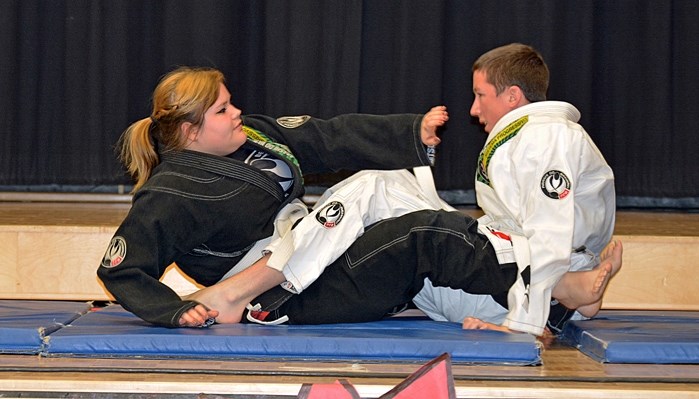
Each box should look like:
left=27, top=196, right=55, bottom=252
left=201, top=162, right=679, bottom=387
left=259, top=42, right=621, bottom=335
left=413, top=43, right=621, bottom=335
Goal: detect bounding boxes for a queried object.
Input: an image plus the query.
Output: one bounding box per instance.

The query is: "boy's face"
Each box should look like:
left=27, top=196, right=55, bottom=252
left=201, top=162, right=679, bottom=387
left=470, top=70, right=513, bottom=133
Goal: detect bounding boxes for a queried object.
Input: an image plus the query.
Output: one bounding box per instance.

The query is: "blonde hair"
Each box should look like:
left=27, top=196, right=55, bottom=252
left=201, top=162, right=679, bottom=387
left=118, top=67, right=225, bottom=191
left=473, top=43, right=549, bottom=102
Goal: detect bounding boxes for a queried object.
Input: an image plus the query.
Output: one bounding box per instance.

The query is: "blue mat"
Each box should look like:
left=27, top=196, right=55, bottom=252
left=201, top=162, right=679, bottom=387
left=0, top=300, right=91, bottom=354
left=44, top=304, right=541, bottom=365
left=561, top=310, right=699, bottom=364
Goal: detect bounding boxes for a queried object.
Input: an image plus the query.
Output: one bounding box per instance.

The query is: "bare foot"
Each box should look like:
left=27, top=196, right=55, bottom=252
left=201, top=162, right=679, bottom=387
left=185, top=285, right=248, bottom=324
left=553, top=240, right=623, bottom=317
left=576, top=240, right=623, bottom=317
left=184, top=254, right=285, bottom=324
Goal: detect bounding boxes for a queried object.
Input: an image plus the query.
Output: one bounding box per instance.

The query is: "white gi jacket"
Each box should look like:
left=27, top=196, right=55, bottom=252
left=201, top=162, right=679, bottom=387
left=222, top=101, right=614, bottom=336
left=264, top=167, right=452, bottom=292
left=218, top=166, right=451, bottom=325
left=416, top=101, right=615, bottom=335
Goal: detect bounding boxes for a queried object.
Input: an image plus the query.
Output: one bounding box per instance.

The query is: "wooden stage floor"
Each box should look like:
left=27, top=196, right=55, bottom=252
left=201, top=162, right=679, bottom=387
left=1, top=197, right=699, bottom=397
left=1, top=339, right=698, bottom=398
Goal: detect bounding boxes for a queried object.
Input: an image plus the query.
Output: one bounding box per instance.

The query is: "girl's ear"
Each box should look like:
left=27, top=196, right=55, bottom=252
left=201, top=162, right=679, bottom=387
left=181, top=122, right=198, bottom=142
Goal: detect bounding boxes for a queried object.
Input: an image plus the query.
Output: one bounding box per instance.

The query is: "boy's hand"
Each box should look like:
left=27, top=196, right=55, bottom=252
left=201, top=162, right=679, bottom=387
left=462, top=316, right=516, bottom=333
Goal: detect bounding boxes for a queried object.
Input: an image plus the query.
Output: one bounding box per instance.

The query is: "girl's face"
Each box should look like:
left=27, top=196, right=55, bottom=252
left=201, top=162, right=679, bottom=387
left=184, top=83, right=247, bottom=156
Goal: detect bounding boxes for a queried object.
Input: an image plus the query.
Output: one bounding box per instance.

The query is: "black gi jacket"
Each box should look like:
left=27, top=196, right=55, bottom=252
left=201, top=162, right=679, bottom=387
left=98, top=113, right=432, bottom=327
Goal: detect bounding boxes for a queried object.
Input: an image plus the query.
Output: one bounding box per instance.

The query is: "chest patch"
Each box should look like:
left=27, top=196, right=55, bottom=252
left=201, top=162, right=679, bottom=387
left=540, top=170, right=571, bottom=199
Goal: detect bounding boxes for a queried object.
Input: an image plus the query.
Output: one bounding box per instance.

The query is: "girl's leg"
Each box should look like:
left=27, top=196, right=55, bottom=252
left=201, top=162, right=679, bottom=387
left=553, top=240, right=623, bottom=317
left=276, top=210, right=516, bottom=324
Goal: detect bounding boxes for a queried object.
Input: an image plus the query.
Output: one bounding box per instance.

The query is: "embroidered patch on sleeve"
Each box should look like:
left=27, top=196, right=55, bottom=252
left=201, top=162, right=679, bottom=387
left=101, top=236, right=127, bottom=268
left=315, top=201, right=345, bottom=228
left=276, top=115, right=311, bottom=129
left=540, top=170, right=571, bottom=199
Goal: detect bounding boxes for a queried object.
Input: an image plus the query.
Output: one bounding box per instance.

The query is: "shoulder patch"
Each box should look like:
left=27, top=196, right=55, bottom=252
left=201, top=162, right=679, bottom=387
left=315, top=201, right=345, bottom=228
left=276, top=115, right=311, bottom=129
left=101, top=236, right=127, bottom=268
left=540, top=170, right=571, bottom=199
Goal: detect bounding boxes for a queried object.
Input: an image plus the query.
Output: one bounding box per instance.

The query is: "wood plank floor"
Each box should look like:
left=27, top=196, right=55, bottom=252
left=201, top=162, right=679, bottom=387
left=1, top=199, right=698, bottom=236
left=1, top=339, right=698, bottom=398
left=1, top=198, right=698, bottom=397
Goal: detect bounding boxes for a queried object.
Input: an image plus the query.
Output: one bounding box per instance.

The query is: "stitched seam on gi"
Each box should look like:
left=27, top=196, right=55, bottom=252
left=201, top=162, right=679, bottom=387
left=164, top=151, right=284, bottom=202
left=146, top=184, right=248, bottom=201
left=157, top=171, right=223, bottom=183
left=189, top=242, right=254, bottom=258
left=343, top=226, right=475, bottom=269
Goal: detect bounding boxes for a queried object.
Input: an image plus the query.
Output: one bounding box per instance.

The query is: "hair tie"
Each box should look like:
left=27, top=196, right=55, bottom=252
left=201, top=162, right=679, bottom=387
left=148, top=116, right=159, bottom=135
left=148, top=116, right=160, bottom=151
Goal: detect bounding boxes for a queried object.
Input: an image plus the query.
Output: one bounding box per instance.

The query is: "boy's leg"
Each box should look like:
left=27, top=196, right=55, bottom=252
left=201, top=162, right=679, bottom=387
left=270, top=210, right=517, bottom=324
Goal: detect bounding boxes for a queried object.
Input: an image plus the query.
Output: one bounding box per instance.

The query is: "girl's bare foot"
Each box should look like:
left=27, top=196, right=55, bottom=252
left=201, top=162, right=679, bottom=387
left=574, top=262, right=612, bottom=318
left=553, top=240, right=623, bottom=317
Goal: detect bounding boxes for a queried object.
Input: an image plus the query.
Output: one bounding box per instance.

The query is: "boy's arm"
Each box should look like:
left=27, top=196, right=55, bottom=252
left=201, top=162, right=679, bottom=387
left=502, top=125, right=581, bottom=335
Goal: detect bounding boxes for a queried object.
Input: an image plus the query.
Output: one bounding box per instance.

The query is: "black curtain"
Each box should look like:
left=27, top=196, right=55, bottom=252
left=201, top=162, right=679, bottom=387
left=1, top=0, right=697, bottom=207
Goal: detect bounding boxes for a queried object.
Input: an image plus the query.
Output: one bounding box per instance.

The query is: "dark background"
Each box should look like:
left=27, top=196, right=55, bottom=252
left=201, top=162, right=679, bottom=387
left=1, top=0, right=697, bottom=208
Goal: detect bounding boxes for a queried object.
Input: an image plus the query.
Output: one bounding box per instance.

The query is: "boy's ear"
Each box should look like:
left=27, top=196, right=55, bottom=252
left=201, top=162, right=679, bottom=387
left=507, top=86, right=527, bottom=107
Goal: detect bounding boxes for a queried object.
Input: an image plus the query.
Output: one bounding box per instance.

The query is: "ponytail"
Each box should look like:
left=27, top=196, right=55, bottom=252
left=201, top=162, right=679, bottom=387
left=117, top=118, right=159, bottom=192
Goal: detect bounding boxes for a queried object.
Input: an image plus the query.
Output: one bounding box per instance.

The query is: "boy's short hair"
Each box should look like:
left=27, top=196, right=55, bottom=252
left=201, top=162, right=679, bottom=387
left=473, top=43, right=549, bottom=102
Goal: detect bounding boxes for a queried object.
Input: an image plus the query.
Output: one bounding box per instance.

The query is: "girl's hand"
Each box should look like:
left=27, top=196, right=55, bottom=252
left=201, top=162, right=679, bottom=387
left=178, top=303, right=219, bottom=327
left=420, top=105, right=448, bottom=146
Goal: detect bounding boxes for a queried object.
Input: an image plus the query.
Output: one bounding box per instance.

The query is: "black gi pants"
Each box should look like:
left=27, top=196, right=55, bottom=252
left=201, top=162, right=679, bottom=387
left=274, top=209, right=518, bottom=324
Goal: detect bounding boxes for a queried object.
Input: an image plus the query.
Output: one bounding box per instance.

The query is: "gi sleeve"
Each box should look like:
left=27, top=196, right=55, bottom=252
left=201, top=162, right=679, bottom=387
left=502, top=123, right=583, bottom=336
left=242, top=113, right=433, bottom=174
left=266, top=169, right=447, bottom=293
left=97, top=189, right=224, bottom=327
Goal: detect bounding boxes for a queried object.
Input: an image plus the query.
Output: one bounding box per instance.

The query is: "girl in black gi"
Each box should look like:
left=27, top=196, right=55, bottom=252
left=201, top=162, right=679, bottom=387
left=98, top=66, right=449, bottom=327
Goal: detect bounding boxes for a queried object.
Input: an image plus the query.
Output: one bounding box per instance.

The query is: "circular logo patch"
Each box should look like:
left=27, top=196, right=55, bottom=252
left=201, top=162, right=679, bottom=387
left=540, top=170, right=571, bottom=199
left=315, top=201, right=345, bottom=228
left=276, top=115, right=311, bottom=129
left=101, top=236, right=127, bottom=268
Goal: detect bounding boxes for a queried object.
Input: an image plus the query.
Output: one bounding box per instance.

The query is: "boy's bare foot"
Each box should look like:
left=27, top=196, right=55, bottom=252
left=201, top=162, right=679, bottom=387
left=179, top=254, right=285, bottom=326
left=553, top=240, right=623, bottom=317
left=185, top=285, right=249, bottom=324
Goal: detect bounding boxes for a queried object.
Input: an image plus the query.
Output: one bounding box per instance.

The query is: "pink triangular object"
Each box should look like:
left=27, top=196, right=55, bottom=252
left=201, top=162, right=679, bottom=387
left=379, top=353, right=456, bottom=399
left=297, top=379, right=361, bottom=399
